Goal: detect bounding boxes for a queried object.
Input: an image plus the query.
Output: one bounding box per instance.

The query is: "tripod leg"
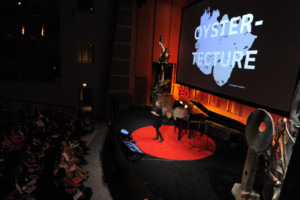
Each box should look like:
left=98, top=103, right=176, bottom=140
left=198, top=134, right=209, bottom=151
left=187, top=129, right=199, bottom=150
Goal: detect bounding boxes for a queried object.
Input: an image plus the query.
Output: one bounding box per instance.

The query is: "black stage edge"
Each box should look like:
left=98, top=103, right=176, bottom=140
left=102, top=125, right=155, bottom=200
left=102, top=107, right=267, bottom=200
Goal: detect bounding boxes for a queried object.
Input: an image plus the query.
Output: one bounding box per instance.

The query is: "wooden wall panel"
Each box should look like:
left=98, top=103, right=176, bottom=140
left=168, top=0, right=185, bottom=64
left=133, top=0, right=155, bottom=104
left=218, top=97, right=229, bottom=111
left=135, top=1, right=155, bottom=77
left=133, top=76, right=147, bottom=106
left=152, top=0, right=172, bottom=63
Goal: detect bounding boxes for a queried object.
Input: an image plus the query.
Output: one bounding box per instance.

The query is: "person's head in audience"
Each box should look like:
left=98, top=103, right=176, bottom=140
left=56, top=167, right=67, bottom=180
left=15, top=125, right=25, bottom=138
left=0, top=134, right=12, bottom=152
left=66, top=129, right=72, bottom=138
left=60, top=140, right=68, bottom=152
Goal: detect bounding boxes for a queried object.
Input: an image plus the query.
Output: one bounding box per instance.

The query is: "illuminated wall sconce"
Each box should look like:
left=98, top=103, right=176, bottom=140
left=22, top=25, right=25, bottom=35
left=78, top=43, right=94, bottom=64
left=41, top=24, right=44, bottom=37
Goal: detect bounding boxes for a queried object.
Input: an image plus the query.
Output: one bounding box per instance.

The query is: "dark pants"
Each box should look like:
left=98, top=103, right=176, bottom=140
left=178, top=129, right=182, bottom=140
left=156, top=127, right=163, bottom=139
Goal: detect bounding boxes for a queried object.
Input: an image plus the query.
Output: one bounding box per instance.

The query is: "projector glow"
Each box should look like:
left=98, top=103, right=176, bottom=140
left=176, top=0, right=300, bottom=115
left=192, top=8, right=263, bottom=86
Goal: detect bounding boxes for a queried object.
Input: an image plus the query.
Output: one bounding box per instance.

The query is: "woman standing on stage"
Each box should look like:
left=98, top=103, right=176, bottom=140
left=151, top=100, right=164, bottom=143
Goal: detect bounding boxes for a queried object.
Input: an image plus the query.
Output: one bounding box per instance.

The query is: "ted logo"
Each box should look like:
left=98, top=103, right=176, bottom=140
left=177, top=87, right=190, bottom=98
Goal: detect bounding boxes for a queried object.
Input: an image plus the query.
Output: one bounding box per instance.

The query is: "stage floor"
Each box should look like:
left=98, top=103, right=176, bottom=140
left=106, top=107, right=265, bottom=200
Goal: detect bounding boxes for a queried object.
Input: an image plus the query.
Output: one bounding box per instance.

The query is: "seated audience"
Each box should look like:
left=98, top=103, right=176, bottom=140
left=0, top=103, right=93, bottom=200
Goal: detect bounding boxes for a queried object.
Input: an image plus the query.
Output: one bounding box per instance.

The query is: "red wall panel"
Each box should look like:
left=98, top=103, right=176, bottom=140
left=135, top=2, right=155, bottom=77
left=153, top=0, right=172, bottom=63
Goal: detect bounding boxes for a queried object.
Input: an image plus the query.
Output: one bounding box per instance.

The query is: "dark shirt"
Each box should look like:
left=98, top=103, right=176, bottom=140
left=153, top=108, right=162, bottom=128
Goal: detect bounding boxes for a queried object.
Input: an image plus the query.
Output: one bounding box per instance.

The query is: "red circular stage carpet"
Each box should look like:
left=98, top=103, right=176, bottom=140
left=131, top=125, right=216, bottom=161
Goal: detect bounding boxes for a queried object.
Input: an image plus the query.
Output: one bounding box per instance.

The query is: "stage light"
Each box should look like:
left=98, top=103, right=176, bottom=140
left=41, top=24, right=44, bottom=37
left=53, top=66, right=56, bottom=70
left=82, top=83, right=87, bottom=87
left=18, top=1, right=22, bottom=6
left=180, top=101, right=183, bottom=104
left=21, top=25, right=25, bottom=35
left=184, top=105, right=188, bottom=109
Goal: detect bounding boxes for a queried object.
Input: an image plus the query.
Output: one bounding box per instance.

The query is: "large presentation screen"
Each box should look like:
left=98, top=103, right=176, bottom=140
left=177, top=0, right=300, bottom=115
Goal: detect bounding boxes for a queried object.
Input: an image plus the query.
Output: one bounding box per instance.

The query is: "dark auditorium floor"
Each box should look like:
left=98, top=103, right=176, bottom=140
left=84, top=121, right=113, bottom=200
left=105, top=107, right=266, bottom=200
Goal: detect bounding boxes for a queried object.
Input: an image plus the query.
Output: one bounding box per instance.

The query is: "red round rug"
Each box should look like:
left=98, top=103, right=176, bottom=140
left=131, top=125, right=216, bottom=161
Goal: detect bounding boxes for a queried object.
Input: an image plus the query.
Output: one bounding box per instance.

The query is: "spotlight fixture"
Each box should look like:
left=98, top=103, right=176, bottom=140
left=21, top=25, right=25, bottom=35
left=41, top=24, right=44, bottom=37
left=184, top=105, right=188, bottom=109
left=18, top=1, right=22, bottom=6
left=180, top=101, right=183, bottom=104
